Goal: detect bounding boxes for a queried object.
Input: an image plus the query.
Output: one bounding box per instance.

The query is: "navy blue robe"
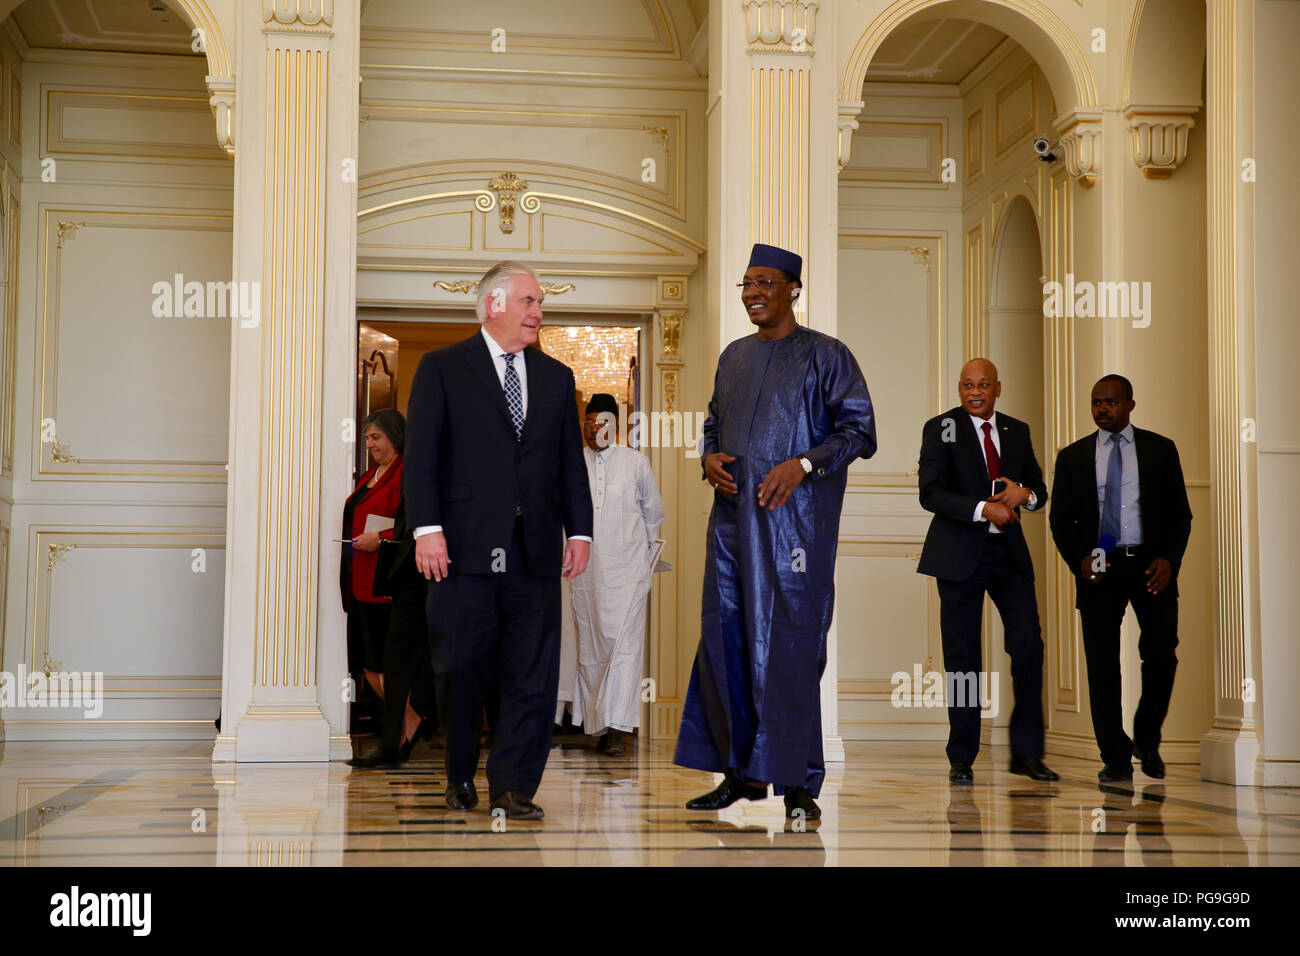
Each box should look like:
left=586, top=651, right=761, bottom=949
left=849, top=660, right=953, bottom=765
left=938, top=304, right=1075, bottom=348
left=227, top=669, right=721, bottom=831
left=674, top=324, right=877, bottom=796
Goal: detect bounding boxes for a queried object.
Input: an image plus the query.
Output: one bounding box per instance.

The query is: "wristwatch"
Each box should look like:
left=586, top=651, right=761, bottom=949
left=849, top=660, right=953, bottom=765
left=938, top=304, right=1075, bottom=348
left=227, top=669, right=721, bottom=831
left=799, top=456, right=813, bottom=474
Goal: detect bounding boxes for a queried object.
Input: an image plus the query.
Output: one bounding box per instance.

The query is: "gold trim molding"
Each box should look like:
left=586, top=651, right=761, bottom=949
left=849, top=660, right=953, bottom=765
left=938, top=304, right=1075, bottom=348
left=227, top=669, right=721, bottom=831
left=432, top=279, right=576, bottom=296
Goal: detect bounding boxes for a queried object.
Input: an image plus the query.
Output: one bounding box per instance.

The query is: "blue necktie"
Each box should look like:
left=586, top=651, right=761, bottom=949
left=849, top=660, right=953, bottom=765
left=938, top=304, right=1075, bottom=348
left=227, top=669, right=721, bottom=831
left=1100, top=433, right=1125, bottom=545
left=502, top=352, right=524, bottom=440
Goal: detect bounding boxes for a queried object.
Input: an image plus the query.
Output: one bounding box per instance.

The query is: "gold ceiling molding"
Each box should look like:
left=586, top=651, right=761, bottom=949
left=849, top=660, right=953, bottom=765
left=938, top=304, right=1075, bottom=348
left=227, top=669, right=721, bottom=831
left=488, top=172, right=529, bottom=234
left=432, top=280, right=576, bottom=296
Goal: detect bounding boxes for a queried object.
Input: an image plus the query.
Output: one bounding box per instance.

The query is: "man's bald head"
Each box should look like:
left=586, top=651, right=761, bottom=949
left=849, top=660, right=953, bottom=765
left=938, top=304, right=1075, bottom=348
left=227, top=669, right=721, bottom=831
left=960, top=357, right=998, bottom=382
left=958, top=357, right=1001, bottom=420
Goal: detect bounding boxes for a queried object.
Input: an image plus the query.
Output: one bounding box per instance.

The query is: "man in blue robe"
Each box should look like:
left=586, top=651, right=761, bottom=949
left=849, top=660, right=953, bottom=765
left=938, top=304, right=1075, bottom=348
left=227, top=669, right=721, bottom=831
left=675, top=243, right=877, bottom=820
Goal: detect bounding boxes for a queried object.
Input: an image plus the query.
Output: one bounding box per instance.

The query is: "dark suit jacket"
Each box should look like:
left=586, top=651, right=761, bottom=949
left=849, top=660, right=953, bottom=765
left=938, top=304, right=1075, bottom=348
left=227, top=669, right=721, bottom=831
left=917, top=407, right=1048, bottom=582
left=1048, top=426, right=1192, bottom=601
left=403, top=332, right=593, bottom=577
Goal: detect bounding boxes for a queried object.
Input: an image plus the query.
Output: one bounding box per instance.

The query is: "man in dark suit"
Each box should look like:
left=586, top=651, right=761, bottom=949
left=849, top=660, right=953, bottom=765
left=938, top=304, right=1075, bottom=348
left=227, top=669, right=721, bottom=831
left=917, top=357, right=1057, bottom=785
left=1049, top=374, right=1191, bottom=782
left=404, top=260, right=592, bottom=820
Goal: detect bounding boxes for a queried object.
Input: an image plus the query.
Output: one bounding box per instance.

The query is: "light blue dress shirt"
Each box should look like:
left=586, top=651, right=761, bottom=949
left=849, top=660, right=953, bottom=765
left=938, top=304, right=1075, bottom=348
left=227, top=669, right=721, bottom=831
left=1095, top=423, right=1142, bottom=546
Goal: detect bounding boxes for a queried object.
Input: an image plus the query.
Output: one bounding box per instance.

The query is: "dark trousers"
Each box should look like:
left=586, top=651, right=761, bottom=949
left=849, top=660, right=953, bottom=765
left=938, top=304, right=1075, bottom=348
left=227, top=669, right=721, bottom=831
left=346, top=599, right=390, bottom=675
left=935, top=535, right=1045, bottom=764
left=1078, top=548, right=1179, bottom=766
left=427, top=520, right=560, bottom=800
left=378, top=573, right=434, bottom=753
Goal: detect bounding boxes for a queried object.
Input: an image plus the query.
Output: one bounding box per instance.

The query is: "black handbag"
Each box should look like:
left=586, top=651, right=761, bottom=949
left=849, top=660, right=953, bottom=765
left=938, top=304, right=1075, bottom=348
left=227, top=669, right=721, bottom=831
left=372, top=536, right=421, bottom=598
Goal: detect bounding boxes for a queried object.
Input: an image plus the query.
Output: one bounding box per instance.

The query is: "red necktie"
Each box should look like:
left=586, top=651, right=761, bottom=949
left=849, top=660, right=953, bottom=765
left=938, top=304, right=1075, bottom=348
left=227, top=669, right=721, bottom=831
left=982, top=422, right=1001, bottom=480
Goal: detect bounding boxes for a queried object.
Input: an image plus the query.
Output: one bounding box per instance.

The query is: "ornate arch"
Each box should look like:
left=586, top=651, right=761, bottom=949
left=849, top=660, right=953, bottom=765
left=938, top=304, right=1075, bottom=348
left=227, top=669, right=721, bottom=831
left=839, top=0, right=1102, bottom=184
left=165, top=1, right=235, bottom=157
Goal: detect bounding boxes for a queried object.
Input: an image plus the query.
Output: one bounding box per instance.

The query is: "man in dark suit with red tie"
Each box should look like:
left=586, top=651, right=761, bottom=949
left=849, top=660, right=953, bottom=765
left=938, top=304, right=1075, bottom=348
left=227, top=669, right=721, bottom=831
left=404, top=260, right=593, bottom=820
left=917, top=358, right=1057, bottom=785
left=1048, top=375, right=1191, bottom=782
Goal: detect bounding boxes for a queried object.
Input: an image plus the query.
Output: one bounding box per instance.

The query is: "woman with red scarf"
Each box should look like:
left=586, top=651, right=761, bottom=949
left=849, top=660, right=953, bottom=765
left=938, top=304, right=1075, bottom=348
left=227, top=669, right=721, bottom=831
left=341, top=409, right=405, bottom=703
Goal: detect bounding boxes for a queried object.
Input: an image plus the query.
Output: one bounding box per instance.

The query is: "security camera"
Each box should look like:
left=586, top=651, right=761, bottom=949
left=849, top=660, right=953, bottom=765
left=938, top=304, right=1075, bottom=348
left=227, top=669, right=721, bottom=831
left=1033, top=137, right=1058, bottom=162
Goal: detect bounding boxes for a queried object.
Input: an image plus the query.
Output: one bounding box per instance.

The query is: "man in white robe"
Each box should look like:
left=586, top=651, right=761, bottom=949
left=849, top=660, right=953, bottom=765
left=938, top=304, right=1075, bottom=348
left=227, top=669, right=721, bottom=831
left=571, top=394, right=665, bottom=755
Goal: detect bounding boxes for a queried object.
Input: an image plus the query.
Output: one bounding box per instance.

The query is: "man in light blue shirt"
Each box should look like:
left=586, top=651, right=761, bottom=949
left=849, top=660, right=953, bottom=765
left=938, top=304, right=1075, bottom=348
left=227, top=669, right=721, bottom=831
left=1049, top=375, right=1192, bottom=782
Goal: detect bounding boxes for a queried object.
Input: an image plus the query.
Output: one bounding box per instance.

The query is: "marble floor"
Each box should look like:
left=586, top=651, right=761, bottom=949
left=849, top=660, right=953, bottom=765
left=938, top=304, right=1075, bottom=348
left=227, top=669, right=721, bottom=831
left=0, top=736, right=1295, bottom=866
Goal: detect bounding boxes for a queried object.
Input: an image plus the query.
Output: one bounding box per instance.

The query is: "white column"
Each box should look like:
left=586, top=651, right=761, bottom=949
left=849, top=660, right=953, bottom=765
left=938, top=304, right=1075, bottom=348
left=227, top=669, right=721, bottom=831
left=1200, top=0, right=1261, bottom=784
left=215, top=0, right=360, bottom=762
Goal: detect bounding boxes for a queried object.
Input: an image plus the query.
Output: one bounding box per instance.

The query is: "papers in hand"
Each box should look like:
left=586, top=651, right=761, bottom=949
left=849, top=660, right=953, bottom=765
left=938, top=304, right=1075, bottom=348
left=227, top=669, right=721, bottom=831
left=363, top=514, right=395, bottom=534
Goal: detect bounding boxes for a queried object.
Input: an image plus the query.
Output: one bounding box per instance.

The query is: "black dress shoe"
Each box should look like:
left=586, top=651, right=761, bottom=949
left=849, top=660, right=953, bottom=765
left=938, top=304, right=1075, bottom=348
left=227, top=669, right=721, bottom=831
left=783, top=787, right=821, bottom=820
left=1098, top=762, right=1134, bottom=782
left=348, top=747, right=401, bottom=769
left=1133, top=745, right=1165, bottom=779
left=444, top=781, right=478, bottom=811
left=1010, top=757, right=1060, bottom=781
left=490, top=790, right=544, bottom=820
left=948, top=762, right=974, bottom=785
left=684, top=775, right=767, bottom=810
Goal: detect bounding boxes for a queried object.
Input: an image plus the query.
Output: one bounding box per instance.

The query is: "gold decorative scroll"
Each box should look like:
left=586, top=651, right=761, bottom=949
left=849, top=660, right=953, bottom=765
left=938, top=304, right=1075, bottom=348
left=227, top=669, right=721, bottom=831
left=56, top=221, right=86, bottom=248
left=432, top=280, right=576, bottom=296
left=661, top=312, right=683, bottom=356
left=489, top=172, right=529, bottom=234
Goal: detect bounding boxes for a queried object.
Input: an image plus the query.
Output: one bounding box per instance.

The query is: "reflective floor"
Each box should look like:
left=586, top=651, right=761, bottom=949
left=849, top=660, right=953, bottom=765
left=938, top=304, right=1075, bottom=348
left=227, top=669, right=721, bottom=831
left=0, top=737, right=1296, bottom=866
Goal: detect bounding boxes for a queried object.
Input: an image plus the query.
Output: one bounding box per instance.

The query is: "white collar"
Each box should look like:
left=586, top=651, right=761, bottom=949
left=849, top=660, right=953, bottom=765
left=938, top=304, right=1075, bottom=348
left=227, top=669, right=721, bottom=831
left=481, top=326, right=520, bottom=359
left=1099, top=423, right=1135, bottom=445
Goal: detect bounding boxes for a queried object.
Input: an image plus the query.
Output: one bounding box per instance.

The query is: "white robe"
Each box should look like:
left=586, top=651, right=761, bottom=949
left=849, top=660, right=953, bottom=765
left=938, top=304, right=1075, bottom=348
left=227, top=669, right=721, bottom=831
left=571, top=444, right=665, bottom=734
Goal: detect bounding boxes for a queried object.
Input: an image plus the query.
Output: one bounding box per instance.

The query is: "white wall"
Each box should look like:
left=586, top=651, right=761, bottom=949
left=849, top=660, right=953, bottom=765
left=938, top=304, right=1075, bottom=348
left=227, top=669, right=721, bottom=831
left=1253, top=0, right=1300, bottom=769
left=0, top=47, right=231, bottom=739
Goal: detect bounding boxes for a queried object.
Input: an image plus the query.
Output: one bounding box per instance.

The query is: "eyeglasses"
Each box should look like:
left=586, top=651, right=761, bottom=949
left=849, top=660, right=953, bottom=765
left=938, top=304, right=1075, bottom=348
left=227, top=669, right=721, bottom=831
left=737, top=278, right=789, bottom=292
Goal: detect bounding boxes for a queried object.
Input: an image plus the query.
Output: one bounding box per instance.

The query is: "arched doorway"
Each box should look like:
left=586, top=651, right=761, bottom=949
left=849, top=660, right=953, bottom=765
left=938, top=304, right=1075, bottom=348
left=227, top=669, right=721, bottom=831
left=834, top=0, right=1093, bottom=750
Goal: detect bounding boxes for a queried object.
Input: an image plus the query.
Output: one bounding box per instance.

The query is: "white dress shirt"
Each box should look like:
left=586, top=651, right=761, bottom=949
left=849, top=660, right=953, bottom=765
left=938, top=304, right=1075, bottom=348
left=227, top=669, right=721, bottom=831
left=969, top=411, right=1037, bottom=533
left=415, top=326, right=590, bottom=542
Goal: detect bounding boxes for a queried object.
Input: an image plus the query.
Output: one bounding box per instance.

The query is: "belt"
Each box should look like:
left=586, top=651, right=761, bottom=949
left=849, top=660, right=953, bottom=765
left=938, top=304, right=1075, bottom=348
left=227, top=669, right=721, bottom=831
left=1107, top=545, right=1140, bottom=558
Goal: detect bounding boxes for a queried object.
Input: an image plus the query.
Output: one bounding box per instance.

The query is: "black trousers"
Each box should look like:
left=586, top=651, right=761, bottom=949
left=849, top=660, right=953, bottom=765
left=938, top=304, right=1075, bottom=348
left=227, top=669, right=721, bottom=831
left=427, top=520, right=560, bottom=800
left=346, top=599, right=390, bottom=675
left=1078, top=548, right=1179, bottom=766
left=935, top=535, right=1045, bottom=764
left=378, top=572, right=434, bottom=753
